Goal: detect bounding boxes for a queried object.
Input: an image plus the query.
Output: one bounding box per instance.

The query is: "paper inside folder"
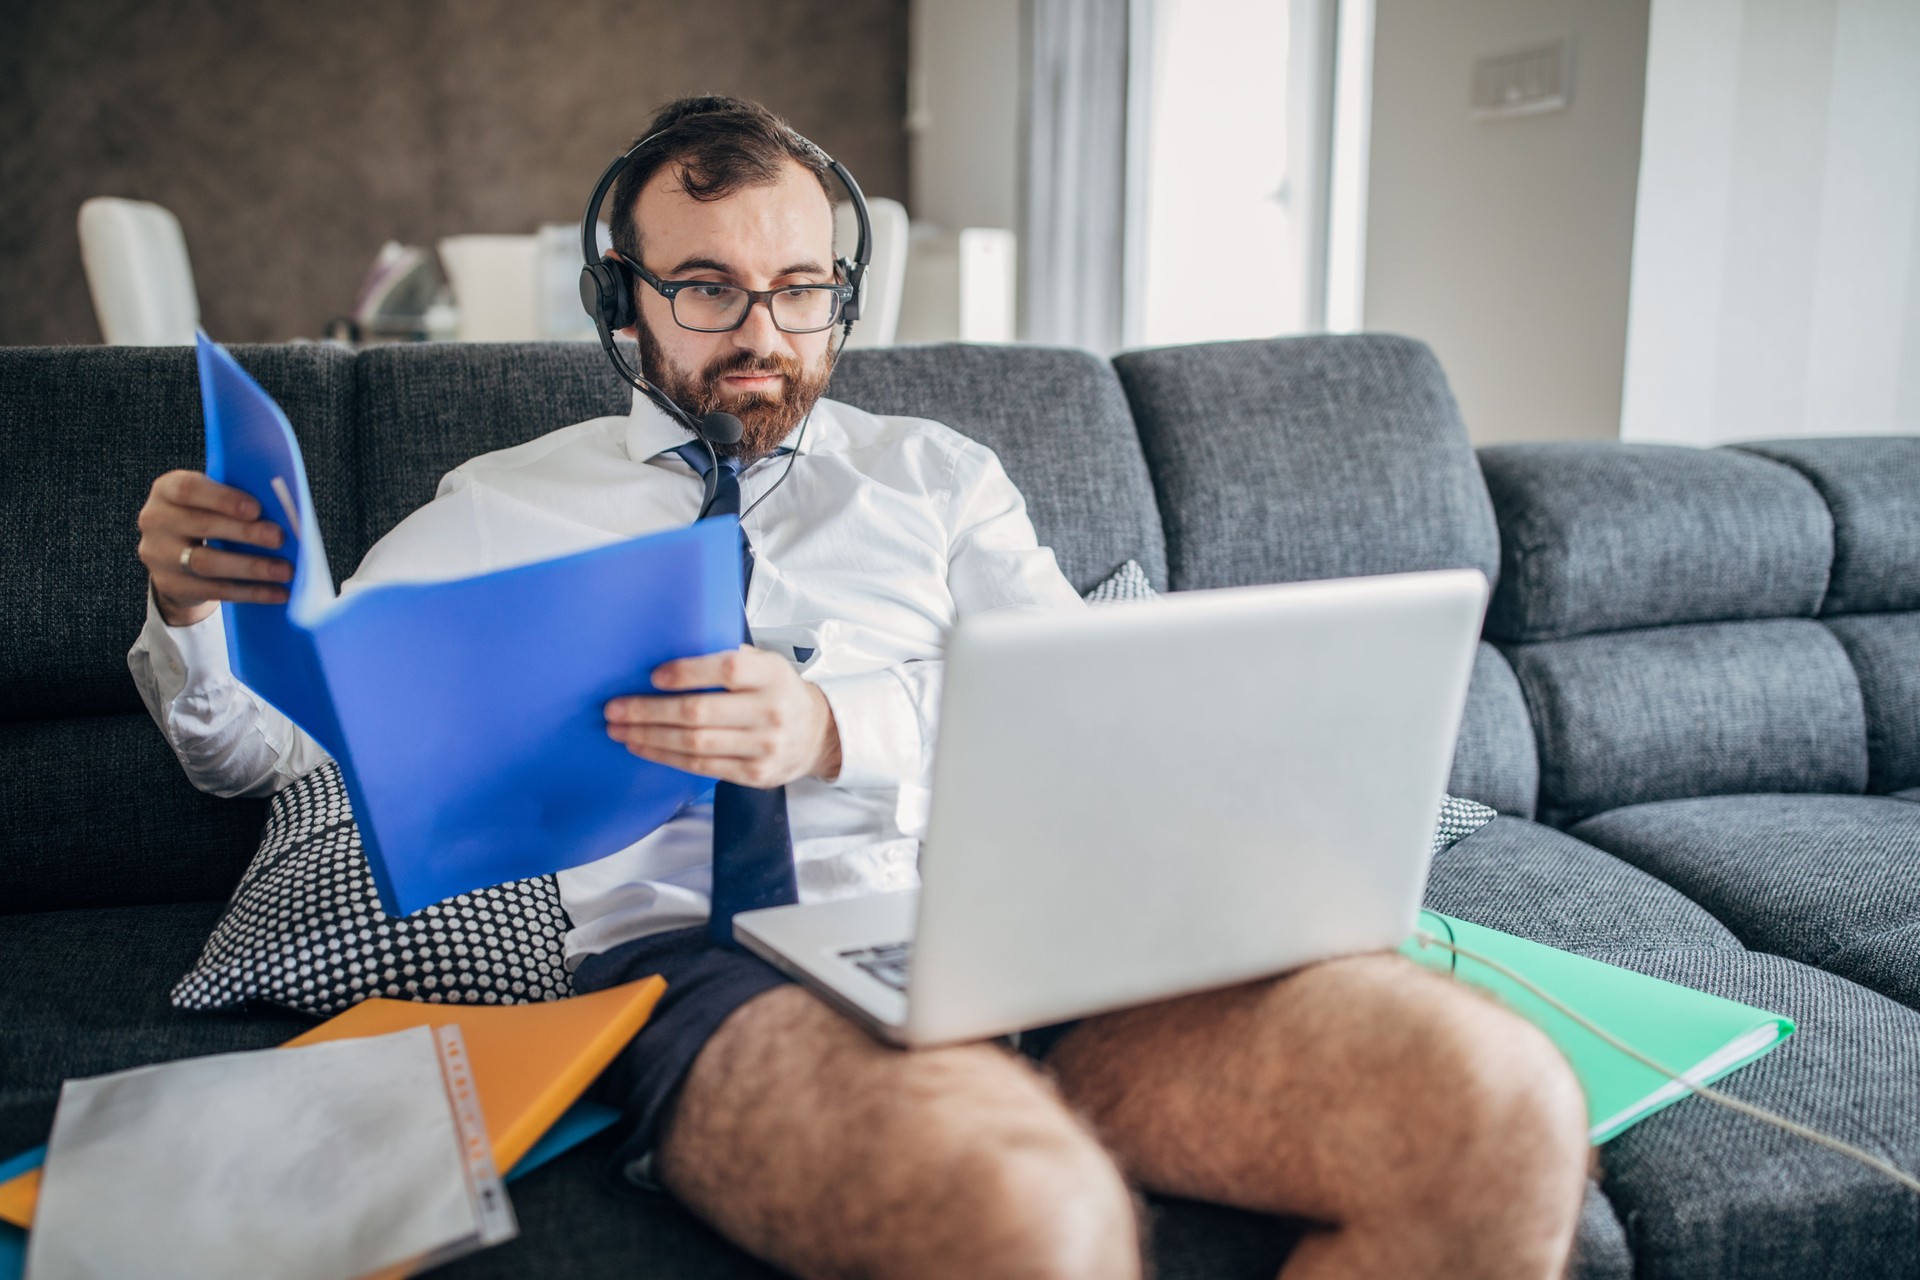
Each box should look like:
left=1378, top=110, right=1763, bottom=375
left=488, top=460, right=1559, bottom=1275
left=25, top=1026, right=514, bottom=1280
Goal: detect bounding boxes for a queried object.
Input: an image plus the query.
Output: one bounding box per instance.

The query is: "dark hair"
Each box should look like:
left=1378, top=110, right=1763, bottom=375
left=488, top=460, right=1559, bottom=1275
left=608, top=96, right=836, bottom=266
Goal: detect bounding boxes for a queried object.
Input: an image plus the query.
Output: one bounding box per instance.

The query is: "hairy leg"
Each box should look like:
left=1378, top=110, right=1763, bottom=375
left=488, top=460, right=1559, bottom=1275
left=1045, top=954, right=1591, bottom=1280
left=654, top=985, right=1142, bottom=1280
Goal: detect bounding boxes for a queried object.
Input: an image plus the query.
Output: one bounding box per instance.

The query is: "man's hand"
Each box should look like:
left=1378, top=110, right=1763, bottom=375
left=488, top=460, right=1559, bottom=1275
left=606, top=646, right=842, bottom=788
left=137, top=470, right=291, bottom=626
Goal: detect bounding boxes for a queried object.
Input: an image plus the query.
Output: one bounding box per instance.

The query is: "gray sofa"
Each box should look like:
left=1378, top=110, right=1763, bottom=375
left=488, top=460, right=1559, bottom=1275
left=3, top=335, right=1916, bottom=1279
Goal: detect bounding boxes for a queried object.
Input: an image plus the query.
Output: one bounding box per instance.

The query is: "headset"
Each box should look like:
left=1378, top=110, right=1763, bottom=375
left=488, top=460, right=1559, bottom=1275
left=577, top=124, right=872, bottom=478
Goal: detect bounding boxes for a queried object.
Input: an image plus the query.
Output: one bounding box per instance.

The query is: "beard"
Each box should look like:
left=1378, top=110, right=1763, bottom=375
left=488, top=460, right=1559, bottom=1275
left=636, top=318, right=838, bottom=461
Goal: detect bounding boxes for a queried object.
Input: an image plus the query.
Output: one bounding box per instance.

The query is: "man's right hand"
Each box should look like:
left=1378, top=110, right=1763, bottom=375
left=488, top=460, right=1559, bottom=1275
left=137, top=470, right=292, bottom=627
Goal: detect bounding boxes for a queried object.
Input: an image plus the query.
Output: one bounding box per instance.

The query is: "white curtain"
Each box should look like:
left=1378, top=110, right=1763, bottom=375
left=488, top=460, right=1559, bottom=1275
left=1020, top=0, right=1134, bottom=352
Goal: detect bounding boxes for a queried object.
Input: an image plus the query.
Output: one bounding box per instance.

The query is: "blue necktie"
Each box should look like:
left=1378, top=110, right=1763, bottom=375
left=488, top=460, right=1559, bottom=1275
left=674, top=443, right=799, bottom=945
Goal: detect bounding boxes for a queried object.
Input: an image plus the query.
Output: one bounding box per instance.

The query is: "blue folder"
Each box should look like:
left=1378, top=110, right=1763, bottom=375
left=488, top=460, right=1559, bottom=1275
left=196, top=334, right=743, bottom=914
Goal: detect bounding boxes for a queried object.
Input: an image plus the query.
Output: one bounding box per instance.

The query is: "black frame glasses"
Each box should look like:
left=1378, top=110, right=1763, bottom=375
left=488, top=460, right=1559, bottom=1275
left=631, top=263, right=854, bottom=334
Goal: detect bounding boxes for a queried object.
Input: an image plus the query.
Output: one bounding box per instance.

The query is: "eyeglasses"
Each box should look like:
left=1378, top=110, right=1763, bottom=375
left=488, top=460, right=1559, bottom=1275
left=631, top=263, right=854, bottom=334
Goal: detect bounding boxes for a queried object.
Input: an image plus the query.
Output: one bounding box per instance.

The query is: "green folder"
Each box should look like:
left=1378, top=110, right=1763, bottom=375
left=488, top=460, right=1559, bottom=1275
left=1399, top=911, right=1794, bottom=1144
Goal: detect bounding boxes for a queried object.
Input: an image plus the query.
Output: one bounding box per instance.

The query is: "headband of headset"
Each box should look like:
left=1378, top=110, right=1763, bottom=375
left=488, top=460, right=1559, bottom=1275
left=577, top=125, right=872, bottom=338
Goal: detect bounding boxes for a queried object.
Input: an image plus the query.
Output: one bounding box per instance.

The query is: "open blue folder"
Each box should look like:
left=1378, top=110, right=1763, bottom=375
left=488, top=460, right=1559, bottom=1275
left=196, top=333, right=743, bottom=915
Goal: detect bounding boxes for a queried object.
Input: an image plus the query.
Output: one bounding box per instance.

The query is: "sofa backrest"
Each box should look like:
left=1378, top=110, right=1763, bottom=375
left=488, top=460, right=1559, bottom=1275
left=1113, top=335, right=1537, bottom=817
left=0, top=345, right=359, bottom=911
left=1477, top=440, right=1908, bottom=827
left=829, top=343, right=1168, bottom=594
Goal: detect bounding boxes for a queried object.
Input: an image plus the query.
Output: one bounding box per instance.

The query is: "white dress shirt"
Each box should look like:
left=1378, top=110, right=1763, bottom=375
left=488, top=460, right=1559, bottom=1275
left=128, top=390, right=1083, bottom=966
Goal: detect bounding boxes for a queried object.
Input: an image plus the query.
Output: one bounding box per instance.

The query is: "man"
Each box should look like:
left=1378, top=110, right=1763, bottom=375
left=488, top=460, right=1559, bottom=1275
left=131, top=97, right=1590, bottom=1278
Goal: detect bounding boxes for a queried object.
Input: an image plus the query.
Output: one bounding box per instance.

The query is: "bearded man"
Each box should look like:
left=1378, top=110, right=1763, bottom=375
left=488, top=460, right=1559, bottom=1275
left=131, top=96, right=1590, bottom=1279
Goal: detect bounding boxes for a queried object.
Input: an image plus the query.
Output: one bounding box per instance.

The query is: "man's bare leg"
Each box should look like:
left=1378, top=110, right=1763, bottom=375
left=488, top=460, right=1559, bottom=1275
left=654, top=985, right=1141, bottom=1280
left=1044, top=954, right=1591, bottom=1280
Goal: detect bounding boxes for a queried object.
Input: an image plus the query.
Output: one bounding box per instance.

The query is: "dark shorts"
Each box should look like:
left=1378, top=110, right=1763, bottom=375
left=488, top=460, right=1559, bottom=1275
left=573, top=926, right=1079, bottom=1189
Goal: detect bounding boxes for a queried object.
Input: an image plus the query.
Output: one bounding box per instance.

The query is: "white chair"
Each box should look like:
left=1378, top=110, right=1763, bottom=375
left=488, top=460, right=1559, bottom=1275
left=77, top=197, right=201, bottom=345
left=835, top=196, right=909, bottom=348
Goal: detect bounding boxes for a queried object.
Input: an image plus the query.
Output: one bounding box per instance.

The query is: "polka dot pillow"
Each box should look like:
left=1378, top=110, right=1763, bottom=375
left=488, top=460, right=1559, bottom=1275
left=171, top=759, right=572, bottom=1016
left=1082, top=560, right=1500, bottom=856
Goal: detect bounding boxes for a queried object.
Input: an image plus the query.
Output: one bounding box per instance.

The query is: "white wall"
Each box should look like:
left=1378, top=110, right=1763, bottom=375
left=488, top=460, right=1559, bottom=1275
left=907, top=0, right=1022, bottom=233
left=1621, top=0, right=1920, bottom=446
left=1363, top=0, right=1650, bottom=444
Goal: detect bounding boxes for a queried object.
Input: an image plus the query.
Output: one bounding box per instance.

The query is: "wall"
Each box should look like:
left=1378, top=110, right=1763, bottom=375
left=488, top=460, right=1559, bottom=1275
left=1621, top=0, right=1920, bottom=445
left=0, top=0, right=908, bottom=346
left=1362, top=0, right=1650, bottom=444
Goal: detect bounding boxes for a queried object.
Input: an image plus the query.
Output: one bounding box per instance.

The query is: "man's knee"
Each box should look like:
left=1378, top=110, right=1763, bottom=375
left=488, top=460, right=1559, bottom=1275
left=1384, top=977, right=1591, bottom=1215
left=933, top=1118, right=1142, bottom=1280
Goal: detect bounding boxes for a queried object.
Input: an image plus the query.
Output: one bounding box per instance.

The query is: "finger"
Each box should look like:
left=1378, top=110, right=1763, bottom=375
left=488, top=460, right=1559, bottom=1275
left=652, top=646, right=770, bottom=693
left=168, top=508, right=287, bottom=549
left=156, top=578, right=290, bottom=606
left=158, top=471, right=263, bottom=521
left=605, top=691, right=765, bottom=727
left=619, top=743, right=775, bottom=788
left=178, top=544, right=295, bottom=584
left=608, top=722, right=766, bottom=759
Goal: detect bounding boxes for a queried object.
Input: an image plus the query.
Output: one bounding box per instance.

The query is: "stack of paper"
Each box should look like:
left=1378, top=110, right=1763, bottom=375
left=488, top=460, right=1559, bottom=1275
left=25, top=1027, right=514, bottom=1280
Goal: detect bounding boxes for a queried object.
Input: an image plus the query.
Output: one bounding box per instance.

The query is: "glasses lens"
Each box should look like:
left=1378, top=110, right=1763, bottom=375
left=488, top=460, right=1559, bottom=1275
left=769, top=287, right=842, bottom=333
left=673, top=284, right=750, bottom=332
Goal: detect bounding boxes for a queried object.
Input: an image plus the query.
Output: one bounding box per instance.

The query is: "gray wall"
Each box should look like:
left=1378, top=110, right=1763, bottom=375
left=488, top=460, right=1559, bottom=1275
left=1363, top=0, right=1650, bottom=445
left=0, top=0, right=909, bottom=346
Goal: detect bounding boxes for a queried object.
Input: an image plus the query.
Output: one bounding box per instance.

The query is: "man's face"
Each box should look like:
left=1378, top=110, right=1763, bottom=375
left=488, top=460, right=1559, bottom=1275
left=623, top=157, right=840, bottom=460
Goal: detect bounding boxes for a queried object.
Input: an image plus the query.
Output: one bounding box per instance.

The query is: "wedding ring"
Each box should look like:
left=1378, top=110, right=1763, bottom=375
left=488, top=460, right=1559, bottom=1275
left=178, top=543, right=198, bottom=573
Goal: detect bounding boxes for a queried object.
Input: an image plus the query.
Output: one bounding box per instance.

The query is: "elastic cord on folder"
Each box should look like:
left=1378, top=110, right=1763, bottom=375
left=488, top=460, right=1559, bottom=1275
left=1410, top=930, right=1920, bottom=1198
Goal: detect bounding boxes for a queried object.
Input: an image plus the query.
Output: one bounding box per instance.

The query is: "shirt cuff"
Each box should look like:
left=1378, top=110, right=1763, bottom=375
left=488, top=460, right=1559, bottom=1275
left=813, top=667, right=924, bottom=790
left=139, top=583, right=233, bottom=694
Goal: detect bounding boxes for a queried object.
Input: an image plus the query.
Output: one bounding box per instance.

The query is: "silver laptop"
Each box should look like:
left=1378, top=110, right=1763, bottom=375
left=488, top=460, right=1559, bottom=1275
left=734, top=568, right=1489, bottom=1047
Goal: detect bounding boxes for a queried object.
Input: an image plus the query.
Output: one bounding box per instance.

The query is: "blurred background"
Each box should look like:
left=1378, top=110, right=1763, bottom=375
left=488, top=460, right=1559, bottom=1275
left=2, top=0, right=1915, bottom=445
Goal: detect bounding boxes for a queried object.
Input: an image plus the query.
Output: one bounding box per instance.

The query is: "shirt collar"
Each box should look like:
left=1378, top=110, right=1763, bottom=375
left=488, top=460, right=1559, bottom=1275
left=622, top=387, right=832, bottom=466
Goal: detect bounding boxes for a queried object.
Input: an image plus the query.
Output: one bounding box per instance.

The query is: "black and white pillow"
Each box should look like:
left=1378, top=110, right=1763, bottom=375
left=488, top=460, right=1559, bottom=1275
left=172, top=760, right=572, bottom=1016
left=1081, top=560, right=1500, bottom=855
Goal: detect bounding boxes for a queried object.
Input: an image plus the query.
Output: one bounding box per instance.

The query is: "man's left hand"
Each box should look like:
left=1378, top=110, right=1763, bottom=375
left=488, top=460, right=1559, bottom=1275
left=606, top=646, right=842, bottom=788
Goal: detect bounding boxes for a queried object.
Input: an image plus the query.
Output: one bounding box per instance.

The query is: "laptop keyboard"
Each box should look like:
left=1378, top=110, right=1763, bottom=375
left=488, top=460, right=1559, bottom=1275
left=838, top=940, right=913, bottom=992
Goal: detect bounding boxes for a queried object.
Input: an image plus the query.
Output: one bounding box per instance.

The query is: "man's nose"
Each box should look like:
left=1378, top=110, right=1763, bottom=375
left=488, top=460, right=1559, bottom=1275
left=730, top=296, right=790, bottom=356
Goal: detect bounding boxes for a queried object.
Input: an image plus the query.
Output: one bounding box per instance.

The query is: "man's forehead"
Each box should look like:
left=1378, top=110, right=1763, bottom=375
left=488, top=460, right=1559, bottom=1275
left=635, top=158, right=835, bottom=272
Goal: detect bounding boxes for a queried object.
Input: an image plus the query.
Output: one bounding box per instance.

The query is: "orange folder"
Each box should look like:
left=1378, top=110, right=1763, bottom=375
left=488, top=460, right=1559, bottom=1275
left=0, top=977, right=662, bottom=1230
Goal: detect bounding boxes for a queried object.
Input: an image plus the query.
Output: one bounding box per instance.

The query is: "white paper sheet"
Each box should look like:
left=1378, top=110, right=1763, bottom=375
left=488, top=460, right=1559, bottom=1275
left=26, top=1026, right=508, bottom=1280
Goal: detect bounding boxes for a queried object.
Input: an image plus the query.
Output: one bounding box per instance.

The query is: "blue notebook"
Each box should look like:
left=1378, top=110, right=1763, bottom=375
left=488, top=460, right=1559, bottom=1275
left=197, top=333, right=743, bottom=914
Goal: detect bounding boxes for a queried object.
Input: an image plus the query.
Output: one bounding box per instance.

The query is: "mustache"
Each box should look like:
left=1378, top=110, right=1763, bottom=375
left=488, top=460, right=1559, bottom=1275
left=703, top=351, right=802, bottom=383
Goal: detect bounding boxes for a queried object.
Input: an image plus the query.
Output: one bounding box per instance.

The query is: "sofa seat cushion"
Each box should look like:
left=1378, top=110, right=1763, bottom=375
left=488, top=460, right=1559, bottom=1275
left=1571, top=795, right=1920, bottom=1008
left=1581, top=950, right=1920, bottom=1280
left=1423, top=817, right=1742, bottom=953
left=0, top=903, right=314, bottom=1101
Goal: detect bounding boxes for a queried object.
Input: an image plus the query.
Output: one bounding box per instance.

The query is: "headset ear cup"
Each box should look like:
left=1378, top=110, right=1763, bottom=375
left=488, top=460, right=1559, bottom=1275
left=579, top=258, right=637, bottom=333
left=838, top=256, right=864, bottom=323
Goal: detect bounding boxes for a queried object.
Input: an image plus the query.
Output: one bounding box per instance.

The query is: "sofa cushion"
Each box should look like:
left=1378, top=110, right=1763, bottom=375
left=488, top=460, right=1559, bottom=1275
left=0, top=902, right=314, bottom=1099
left=1478, top=444, right=1832, bottom=644
left=172, top=761, right=573, bottom=1016
left=1581, top=950, right=1920, bottom=1280
left=2, top=714, right=266, bottom=914
left=1732, top=438, right=1920, bottom=615
left=0, top=344, right=357, bottom=722
left=1113, top=335, right=1499, bottom=592
left=1422, top=817, right=1741, bottom=953
left=1570, top=795, right=1920, bottom=1009
left=1447, top=642, right=1539, bottom=818
left=1823, top=613, right=1920, bottom=794
left=829, top=343, right=1169, bottom=595
left=1505, top=620, right=1869, bottom=826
